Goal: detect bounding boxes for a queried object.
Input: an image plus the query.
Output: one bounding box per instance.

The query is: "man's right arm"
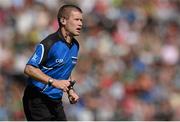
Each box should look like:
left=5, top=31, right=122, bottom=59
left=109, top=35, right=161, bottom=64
left=24, top=64, right=70, bottom=92
left=24, top=65, right=50, bottom=84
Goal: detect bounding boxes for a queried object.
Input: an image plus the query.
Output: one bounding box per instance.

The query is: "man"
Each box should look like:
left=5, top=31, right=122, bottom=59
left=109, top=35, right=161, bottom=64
left=22, top=5, right=83, bottom=121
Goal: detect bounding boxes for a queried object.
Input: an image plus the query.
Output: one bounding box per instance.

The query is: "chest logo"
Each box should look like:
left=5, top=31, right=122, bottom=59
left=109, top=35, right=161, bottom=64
left=56, top=59, right=64, bottom=64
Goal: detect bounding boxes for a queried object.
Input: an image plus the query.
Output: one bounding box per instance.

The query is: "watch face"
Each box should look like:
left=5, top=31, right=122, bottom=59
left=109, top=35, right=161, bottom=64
left=49, top=79, right=53, bottom=83
left=48, top=78, right=54, bottom=85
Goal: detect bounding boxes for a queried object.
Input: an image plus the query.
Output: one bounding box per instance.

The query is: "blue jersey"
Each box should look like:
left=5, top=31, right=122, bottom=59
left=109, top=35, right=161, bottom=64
left=26, top=29, right=79, bottom=99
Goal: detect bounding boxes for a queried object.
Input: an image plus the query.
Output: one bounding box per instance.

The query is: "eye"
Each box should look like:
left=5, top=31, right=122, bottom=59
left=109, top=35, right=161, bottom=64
left=75, top=18, right=80, bottom=21
left=74, top=18, right=83, bottom=22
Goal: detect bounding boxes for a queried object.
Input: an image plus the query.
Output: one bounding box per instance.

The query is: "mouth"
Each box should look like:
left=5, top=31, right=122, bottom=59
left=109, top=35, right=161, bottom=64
left=76, top=27, right=81, bottom=32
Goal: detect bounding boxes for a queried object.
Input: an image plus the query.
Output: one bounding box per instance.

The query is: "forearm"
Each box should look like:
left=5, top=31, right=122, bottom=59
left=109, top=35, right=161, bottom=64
left=24, top=65, right=50, bottom=84
left=24, top=65, right=71, bottom=91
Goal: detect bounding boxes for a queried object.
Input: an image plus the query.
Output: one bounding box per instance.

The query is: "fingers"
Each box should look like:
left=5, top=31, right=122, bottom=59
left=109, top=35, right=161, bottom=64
left=62, top=86, right=69, bottom=92
left=69, top=95, right=77, bottom=104
left=54, top=80, right=71, bottom=92
left=68, top=92, right=79, bottom=104
left=62, top=83, right=69, bottom=92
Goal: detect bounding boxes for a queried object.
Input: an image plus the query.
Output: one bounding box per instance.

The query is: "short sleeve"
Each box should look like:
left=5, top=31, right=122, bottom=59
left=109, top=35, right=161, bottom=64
left=27, top=44, right=44, bottom=68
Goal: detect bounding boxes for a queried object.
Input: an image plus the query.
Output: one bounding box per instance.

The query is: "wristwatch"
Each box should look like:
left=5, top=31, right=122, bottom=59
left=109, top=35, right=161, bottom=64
left=48, top=78, right=54, bottom=86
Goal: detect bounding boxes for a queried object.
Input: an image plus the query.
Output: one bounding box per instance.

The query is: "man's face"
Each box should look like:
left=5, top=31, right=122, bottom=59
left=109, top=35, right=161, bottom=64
left=65, top=10, right=83, bottom=36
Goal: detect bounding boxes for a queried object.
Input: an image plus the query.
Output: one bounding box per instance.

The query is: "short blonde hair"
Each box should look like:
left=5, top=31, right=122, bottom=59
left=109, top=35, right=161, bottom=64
left=57, top=4, right=82, bottom=27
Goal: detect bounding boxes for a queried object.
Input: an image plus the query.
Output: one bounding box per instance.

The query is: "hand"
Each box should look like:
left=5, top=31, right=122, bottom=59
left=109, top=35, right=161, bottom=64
left=68, top=89, right=79, bottom=104
left=52, top=79, right=70, bottom=92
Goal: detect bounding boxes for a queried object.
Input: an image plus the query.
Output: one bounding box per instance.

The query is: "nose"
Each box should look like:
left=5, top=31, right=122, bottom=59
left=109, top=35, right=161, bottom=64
left=79, top=20, right=83, bottom=27
left=79, top=23, right=82, bottom=28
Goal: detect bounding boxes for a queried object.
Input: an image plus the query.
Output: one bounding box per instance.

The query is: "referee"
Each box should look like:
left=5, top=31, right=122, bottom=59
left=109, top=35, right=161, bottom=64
left=22, top=5, right=83, bottom=121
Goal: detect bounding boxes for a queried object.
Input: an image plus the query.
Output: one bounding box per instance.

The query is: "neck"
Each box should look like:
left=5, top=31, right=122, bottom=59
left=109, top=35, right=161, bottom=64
left=60, top=27, right=73, bottom=44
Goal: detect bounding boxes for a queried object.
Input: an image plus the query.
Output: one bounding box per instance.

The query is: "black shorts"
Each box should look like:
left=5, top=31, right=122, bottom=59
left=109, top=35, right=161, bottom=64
left=22, top=85, right=67, bottom=121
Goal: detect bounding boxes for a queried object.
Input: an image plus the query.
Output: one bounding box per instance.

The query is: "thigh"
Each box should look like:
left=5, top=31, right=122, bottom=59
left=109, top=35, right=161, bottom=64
left=23, top=86, right=54, bottom=120
left=29, top=97, right=54, bottom=120
left=53, top=105, right=67, bottom=121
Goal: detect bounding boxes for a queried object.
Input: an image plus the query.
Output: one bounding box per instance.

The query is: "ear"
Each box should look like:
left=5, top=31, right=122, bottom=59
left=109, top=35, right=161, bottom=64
left=60, top=18, right=66, bottom=25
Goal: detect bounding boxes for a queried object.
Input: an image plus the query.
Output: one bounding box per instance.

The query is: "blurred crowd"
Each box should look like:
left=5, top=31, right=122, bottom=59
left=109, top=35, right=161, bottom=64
left=0, top=0, right=180, bottom=120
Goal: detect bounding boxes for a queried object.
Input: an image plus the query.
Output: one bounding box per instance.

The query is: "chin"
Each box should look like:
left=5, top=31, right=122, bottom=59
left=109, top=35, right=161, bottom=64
left=73, top=33, right=80, bottom=36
